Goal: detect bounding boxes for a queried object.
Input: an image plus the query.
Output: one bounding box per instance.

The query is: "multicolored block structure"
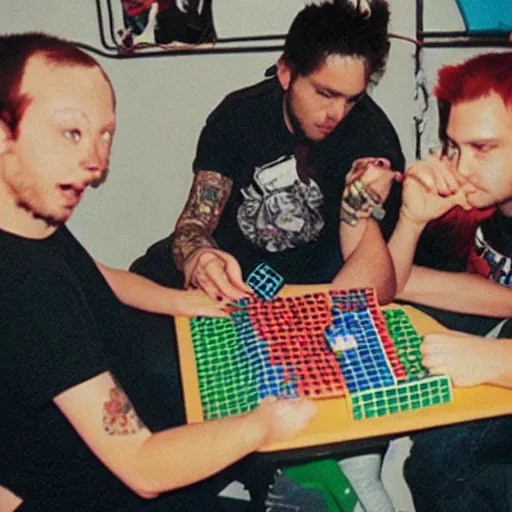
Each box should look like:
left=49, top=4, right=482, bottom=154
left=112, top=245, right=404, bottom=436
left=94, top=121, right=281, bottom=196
left=189, top=264, right=453, bottom=421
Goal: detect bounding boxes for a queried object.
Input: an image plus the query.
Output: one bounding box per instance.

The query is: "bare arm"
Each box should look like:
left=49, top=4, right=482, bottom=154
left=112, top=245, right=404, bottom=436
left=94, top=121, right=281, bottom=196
left=335, top=218, right=396, bottom=304
left=421, top=331, right=512, bottom=388
left=399, top=266, right=512, bottom=317
left=388, top=216, right=426, bottom=293
left=96, top=263, right=227, bottom=318
left=340, top=217, right=366, bottom=261
left=0, top=486, right=22, bottom=512
left=54, top=373, right=316, bottom=497
left=171, top=170, right=252, bottom=301
left=389, top=155, right=473, bottom=293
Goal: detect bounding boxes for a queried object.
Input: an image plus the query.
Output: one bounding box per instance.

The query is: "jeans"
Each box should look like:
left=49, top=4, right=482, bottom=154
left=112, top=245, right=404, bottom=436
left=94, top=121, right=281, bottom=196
left=404, top=415, right=512, bottom=511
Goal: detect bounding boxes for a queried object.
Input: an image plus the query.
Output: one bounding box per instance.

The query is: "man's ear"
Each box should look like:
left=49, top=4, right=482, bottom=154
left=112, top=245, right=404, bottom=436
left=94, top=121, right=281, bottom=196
left=276, top=58, right=292, bottom=91
left=0, top=120, right=13, bottom=155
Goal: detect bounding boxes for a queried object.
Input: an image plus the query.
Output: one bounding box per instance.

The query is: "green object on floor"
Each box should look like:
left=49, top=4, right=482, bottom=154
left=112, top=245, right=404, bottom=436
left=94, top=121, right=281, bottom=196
left=283, top=459, right=358, bottom=512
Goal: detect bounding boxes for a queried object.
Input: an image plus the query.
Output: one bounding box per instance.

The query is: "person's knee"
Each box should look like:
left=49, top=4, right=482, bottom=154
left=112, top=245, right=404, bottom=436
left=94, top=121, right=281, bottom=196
left=405, top=418, right=512, bottom=494
left=403, top=429, right=457, bottom=493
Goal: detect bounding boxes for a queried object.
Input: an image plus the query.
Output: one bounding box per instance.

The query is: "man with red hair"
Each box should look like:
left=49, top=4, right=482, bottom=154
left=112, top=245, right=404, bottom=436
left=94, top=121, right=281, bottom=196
left=386, top=52, right=512, bottom=511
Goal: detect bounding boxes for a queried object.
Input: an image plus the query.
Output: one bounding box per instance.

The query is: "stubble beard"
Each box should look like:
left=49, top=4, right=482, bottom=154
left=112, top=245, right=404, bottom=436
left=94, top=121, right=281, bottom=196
left=285, top=90, right=307, bottom=143
left=14, top=182, right=67, bottom=227
left=284, top=90, right=326, bottom=144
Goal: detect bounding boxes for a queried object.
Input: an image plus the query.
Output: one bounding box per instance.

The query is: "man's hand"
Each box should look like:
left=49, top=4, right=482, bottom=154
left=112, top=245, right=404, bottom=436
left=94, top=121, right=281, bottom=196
left=341, top=157, right=402, bottom=225
left=184, top=248, right=253, bottom=302
left=252, top=397, right=317, bottom=445
left=347, top=157, right=403, bottom=202
left=401, top=155, right=474, bottom=226
left=421, top=331, right=503, bottom=387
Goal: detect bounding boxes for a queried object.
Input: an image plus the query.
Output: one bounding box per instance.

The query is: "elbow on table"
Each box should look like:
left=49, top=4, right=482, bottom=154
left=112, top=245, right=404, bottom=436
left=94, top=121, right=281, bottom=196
left=375, top=269, right=397, bottom=306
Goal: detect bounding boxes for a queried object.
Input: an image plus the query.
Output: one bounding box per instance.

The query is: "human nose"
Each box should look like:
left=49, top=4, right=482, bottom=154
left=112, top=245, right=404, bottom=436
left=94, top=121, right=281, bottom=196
left=455, top=149, right=474, bottom=180
left=81, top=140, right=109, bottom=174
left=326, top=98, right=349, bottom=123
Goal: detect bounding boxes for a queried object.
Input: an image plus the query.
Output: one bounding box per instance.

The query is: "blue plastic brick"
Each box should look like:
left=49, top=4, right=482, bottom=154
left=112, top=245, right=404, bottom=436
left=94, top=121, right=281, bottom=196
left=246, top=263, right=285, bottom=300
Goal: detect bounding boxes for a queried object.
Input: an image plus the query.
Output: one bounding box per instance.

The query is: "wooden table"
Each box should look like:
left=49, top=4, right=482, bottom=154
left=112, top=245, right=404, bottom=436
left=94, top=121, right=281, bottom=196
left=175, top=285, right=512, bottom=455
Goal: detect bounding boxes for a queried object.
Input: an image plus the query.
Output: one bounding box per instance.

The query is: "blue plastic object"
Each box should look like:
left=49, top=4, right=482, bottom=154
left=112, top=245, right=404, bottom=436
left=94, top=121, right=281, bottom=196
left=455, top=0, right=512, bottom=34
left=246, top=262, right=284, bottom=300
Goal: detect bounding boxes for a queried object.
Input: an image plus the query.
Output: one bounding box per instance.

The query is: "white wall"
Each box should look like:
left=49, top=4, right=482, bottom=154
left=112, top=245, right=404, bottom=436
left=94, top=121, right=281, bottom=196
left=1, top=0, right=467, bottom=268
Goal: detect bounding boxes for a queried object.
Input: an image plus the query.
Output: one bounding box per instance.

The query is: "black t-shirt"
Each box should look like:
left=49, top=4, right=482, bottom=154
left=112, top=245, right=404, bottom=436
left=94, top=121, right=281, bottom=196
left=192, top=77, right=405, bottom=284
left=0, top=226, right=213, bottom=511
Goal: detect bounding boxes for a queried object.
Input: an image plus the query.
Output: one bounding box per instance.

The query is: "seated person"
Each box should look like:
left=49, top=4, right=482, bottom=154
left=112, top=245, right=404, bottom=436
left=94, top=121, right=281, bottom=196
left=131, top=0, right=404, bottom=301
left=131, top=1, right=404, bottom=510
left=0, top=33, right=317, bottom=511
left=385, top=51, right=512, bottom=512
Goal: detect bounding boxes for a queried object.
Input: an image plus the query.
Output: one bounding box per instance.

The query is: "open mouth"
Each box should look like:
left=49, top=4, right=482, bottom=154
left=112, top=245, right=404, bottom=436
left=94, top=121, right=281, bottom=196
left=58, top=184, right=84, bottom=206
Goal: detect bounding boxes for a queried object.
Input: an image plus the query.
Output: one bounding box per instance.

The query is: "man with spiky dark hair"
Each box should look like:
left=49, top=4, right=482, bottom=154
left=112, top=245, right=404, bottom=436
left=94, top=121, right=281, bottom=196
left=133, top=0, right=403, bottom=304
left=133, top=2, right=404, bottom=510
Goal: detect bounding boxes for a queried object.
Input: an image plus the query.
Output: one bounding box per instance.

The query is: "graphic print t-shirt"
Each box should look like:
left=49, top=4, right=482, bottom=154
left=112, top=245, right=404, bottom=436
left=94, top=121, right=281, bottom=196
left=237, top=153, right=324, bottom=252
left=468, top=210, right=512, bottom=286
left=191, top=77, right=405, bottom=283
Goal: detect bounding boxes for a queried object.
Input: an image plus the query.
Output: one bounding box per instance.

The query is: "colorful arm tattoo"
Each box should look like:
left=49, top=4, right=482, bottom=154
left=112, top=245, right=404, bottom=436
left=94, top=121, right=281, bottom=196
left=171, top=170, right=233, bottom=270
left=103, top=381, right=145, bottom=436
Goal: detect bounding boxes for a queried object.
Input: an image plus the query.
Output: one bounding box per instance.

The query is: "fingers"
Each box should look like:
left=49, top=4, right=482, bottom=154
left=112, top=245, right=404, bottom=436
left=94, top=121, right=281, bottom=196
left=348, top=158, right=401, bottom=207
left=420, top=346, right=456, bottom=383
left=346, top=157, right=386, bottom=187
left=420, top=333, right=463, bottom=378
left=457, top=183, right=477, bottom=210
left=342, top=156, right=400, bottom=226
left=407, top=154, right=463, bottom=197
left=260, top=397, right=317, bottom=444
left=276, top=398, right=317, bottom=424
left=189, top=290, right=230, bottom=318
left=198, top=296, right=230, bottom=318
left=204, top=257, right=252, bottom=302
left=192, top=256, right=226, bottom=300
left=173, top=288, right=230, bottom=318
left=191, top=250, right=252, bottom=302
left=349, top=157, right=391, bottom=176
left=401, top=155, right=475, bottom=224
left=419, top=332, right=493, bottom=387
left=224, top=257, right=254, bottom=295
left=421, top=331, right=467, bottom=352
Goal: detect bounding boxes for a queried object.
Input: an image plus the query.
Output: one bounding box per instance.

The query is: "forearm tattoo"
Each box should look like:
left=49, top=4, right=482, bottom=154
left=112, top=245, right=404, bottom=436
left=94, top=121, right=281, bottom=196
left=103, top=382, right=145, bottom=436
left=171, top=170, right=233, bottom=270
left=171, top=226, right=218, bottom=271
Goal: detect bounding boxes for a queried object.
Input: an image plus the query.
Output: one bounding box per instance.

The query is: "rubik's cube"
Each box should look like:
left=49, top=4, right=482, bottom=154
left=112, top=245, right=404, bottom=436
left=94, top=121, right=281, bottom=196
left=246, top=263, right=285, bottom=300
left=189, top=264, right=453, bottom=420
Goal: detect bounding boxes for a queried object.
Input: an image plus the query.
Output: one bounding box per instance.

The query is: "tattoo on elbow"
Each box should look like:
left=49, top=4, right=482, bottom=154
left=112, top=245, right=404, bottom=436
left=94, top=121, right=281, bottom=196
left=103, top=385, right=145, bottom=436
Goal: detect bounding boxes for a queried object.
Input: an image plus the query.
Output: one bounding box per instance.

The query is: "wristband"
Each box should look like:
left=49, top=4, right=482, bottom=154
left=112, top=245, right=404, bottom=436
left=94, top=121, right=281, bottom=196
left=340, top=179, right=386, bottom=225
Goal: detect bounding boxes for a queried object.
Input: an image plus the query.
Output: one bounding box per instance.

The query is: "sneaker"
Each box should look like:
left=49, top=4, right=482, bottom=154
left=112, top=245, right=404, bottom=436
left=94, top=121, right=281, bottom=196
left=265, top=471, right=328, bottom=512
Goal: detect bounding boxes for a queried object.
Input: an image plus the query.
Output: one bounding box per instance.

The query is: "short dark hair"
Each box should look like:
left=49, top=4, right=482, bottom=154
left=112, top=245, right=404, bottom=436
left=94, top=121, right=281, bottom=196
left=282, top=0, right=390, bottom=80
left=0, top=32, right=108, bottom=137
